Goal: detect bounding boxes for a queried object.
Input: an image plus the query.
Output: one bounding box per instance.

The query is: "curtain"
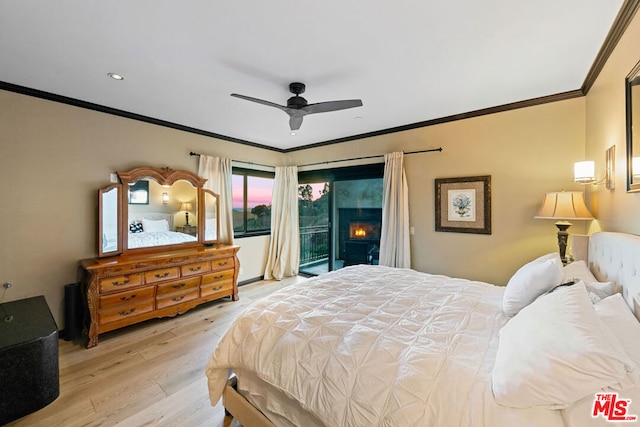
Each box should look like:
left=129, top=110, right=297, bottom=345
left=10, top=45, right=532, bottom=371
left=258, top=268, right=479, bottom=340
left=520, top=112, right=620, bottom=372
left=198, top=155, right=234, bottom=244
left=379, top=151, right=411, bottom=268
left=264, top=166, right=300, bottom=280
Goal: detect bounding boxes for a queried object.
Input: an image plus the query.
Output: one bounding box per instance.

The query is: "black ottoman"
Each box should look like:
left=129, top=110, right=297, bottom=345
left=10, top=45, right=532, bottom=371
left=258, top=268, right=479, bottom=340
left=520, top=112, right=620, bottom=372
left=0, top=296, right=59, bottom=425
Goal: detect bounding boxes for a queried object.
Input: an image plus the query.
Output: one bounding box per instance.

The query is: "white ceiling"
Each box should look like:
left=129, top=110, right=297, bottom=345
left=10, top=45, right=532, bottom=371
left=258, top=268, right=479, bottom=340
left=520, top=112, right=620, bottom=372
left=0, top=1, right=626, bottom=151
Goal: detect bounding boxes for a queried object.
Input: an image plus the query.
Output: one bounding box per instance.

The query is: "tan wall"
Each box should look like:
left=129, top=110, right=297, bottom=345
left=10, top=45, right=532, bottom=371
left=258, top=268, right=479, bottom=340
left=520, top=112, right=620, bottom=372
left=584, top=10, right=640, bottom=234
left=5, top=10, right=639, bottom=327
left=288, top=98, right=587, bottom=285
left=0, top=90, right=280, bottom=326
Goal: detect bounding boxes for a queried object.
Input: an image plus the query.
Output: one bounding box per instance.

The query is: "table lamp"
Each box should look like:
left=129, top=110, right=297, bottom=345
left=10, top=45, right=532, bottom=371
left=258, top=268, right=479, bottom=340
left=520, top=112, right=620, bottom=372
left=180, top=202, right=193, bottom=226
left=534, top=191, right=594, bottom=263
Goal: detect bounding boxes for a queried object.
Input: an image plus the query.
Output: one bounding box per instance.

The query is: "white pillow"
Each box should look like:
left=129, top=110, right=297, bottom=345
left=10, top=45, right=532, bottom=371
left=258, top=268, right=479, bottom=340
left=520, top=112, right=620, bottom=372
left=141, top=218, right=169, bottom=232
left=563, top=260, right=598, bottom=283
left=493, top=283, right=639, bottom=409
left=563, top=260, right=618, bottom=300
left=502, top=253, right=563, bottom=316
left=595, top=294, right=640, bottom=364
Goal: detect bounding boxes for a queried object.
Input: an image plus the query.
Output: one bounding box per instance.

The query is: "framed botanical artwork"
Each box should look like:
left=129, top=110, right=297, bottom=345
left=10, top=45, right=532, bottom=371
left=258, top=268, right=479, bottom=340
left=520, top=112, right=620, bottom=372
left=435, top=175, right=491, bottom=234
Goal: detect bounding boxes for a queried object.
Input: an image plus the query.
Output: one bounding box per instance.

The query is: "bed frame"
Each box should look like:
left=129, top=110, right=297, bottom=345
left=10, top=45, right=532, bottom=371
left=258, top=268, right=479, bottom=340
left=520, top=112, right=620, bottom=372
left=221, top=231, right=640, bottom=426
left=223, top=377, right=275, bottom=427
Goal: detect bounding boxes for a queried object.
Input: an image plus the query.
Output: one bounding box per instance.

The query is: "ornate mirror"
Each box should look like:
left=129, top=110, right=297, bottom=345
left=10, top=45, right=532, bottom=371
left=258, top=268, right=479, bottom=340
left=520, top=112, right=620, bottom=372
left=626, top=58, right=640, bottom=192
left=97, top=166, right=221, bottom=257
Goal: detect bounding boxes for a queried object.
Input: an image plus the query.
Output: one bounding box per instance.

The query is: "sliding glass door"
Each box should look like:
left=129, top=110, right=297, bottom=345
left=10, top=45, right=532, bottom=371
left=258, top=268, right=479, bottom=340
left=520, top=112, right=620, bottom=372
left=298, top=181, right=332, bottom=275
left=298, top=164, right=384, bottom=276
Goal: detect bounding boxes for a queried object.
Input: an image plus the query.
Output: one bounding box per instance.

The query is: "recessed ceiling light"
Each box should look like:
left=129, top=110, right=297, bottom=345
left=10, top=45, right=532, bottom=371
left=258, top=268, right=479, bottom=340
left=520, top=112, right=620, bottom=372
left=107, top=73, right=124, bottom=80
left=291, top=132, right=297, bottom=136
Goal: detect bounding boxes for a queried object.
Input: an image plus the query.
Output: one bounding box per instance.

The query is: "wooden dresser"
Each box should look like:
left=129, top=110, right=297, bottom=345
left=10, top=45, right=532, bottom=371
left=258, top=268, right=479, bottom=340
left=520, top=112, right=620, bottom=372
left=80, top=244, right=239, bottom=348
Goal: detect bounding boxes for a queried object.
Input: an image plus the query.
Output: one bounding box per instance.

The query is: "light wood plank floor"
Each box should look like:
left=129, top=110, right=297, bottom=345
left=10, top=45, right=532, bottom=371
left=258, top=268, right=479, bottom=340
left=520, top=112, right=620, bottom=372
left=7, top=276, right=306, bottom=427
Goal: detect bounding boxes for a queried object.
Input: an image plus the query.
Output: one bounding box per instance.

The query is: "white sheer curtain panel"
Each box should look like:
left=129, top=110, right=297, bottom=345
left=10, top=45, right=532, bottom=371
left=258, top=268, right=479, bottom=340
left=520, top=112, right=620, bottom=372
left=379, top=151, right=411, bottom=268
left=198, top=155, right=234, bottom=244
left=264, top=166, right=300, bottom=280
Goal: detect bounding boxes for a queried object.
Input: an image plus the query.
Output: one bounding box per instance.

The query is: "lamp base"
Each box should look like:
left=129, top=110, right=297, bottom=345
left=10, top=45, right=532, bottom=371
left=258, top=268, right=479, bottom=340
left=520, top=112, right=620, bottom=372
left=554, top=221, right=571, bottom=264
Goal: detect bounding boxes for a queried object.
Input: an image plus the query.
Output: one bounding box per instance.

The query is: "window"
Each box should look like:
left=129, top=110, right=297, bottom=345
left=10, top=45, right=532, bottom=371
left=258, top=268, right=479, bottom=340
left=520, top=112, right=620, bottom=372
left=232, top=168, right=274, bottom=236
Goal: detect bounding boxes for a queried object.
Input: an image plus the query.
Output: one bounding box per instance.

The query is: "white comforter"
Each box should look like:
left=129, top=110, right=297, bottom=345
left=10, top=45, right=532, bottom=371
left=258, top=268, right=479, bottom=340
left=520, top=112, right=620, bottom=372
left=206, top=265, right=564, bottom=426
left=127, top=230, right=197, bottom=249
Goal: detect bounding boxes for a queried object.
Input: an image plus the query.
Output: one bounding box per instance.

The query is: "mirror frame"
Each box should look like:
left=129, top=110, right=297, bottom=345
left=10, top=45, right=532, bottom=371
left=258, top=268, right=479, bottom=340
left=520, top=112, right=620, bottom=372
left=626, top=58, right=640, bottom=192
left=97, top=166, right=221, bottom=257
left=98, top=184, right=122, bottom=257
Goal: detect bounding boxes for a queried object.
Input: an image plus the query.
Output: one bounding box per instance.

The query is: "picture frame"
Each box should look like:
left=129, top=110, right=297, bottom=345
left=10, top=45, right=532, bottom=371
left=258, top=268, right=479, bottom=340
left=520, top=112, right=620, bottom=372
left=128, top=180, right=149, bottom=205
left=435, top=175, right=491, bottom=234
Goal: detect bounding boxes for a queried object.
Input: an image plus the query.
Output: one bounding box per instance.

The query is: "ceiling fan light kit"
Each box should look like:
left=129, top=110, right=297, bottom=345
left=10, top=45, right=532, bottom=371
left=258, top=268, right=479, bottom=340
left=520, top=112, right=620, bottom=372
left=231, top=82, right=363, bottom=131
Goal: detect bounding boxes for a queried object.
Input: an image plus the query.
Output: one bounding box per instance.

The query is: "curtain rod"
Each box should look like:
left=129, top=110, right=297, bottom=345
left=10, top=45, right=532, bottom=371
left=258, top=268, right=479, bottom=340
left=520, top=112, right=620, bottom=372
left=189, top=151, right=275, bottom=169
left=297, top=147, right=443, bottom=168
left=189, top=147, right=442, bottom=169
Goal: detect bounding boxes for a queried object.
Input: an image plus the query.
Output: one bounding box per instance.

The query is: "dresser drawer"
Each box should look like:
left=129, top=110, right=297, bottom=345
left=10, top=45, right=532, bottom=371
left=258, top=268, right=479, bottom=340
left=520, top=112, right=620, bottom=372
left=202, top=269, right=235, bottom=284
left=99, top=286, right=155, bottom=309
left=144, top=267, right=180, bottom=284
left=210, top=257, right=235, bottom=272
left=99, top=273, right=143, bottom=293
left=156, top=288, right=199, bottom=309
left=201, top=270, right=235, bottom=297
left=99, top=299, right=154, bottom=325
left=180, top=261, right=210, bottom=277
left=200, top=281, right=233, bottom=298
left=156, top=277, right=200, bottom=296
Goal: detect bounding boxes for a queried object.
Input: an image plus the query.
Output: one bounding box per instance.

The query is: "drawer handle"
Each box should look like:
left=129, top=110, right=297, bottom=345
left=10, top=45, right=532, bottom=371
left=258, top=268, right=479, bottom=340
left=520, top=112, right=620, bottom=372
left=217, top=261, right=229, bottom=267
left=154, top=272, right=171, bottom=279
left=120, top=294, right=137, bottom=301
left=119, top=308, right=136, bottom=316
left=189, top=266, right=202, bottom=272
left=173, top=283, right=186, bottom=289
left=211, top=285, right=223, bottom=291
left=213, top=274, right=224, bottom=280
left=172, top=295, right=185, bottom=302
left=112, top=279, right=130, bottom=286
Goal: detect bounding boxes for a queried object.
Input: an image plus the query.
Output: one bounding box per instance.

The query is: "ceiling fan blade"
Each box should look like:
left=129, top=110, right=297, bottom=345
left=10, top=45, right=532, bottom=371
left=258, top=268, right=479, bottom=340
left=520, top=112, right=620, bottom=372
left=289, top=115, right=303, bottom=131
left=303, top=99, right=363, bottom=114
left=231, top=93, right=289, bottom=112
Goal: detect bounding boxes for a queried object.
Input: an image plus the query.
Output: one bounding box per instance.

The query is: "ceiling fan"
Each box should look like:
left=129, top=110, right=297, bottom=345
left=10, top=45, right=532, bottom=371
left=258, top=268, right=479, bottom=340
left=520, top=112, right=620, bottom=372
left=231, top=82, right=363, bottom=131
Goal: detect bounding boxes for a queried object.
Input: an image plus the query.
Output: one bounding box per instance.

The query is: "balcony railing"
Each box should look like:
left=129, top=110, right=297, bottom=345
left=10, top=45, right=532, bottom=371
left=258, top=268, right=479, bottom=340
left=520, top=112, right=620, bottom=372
left=299, top=225, right=329, bottom=265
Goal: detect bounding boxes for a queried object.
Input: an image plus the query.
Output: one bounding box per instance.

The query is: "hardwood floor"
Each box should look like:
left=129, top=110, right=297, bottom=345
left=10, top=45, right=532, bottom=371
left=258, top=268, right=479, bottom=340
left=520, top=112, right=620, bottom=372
left=7, top=276, right=306, bottom=427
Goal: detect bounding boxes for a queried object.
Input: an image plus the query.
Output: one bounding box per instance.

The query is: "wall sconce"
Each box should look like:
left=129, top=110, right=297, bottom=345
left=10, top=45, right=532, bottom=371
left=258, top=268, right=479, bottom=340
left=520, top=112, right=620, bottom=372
left=180, top=202, right=193, bottom=226
left=574, top=146, right=616, bottom=188
left=162, top=192, right=169, bottom=204
left=535, top=191, right=595, bottom=264
left=573, top=161, right=599, bottom=184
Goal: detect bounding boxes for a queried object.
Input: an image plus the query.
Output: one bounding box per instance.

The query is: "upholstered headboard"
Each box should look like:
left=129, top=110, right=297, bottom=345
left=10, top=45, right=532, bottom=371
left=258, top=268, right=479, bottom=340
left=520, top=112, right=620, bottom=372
left=573, top=232, right=640, bottom=312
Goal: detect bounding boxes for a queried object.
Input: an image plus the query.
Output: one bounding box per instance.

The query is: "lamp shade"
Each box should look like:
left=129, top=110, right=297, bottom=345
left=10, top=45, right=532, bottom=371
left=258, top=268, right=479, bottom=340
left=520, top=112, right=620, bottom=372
left=534, top=191, right=594, bottom=220
left=180, top=202, right=193, bottom=212
left=574, top=161, right=596, bottom=183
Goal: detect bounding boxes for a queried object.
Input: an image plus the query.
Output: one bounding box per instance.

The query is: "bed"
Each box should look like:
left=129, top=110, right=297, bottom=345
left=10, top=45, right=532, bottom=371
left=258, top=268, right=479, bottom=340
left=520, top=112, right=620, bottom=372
left=127, top=212, right=197, bottom=249
left=206, top=231, right=640, bottom=426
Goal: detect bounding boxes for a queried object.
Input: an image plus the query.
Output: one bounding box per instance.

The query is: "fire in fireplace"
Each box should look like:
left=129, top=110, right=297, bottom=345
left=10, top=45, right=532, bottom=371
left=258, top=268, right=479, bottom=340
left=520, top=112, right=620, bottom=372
left=349, top=221, right=381, bottom=240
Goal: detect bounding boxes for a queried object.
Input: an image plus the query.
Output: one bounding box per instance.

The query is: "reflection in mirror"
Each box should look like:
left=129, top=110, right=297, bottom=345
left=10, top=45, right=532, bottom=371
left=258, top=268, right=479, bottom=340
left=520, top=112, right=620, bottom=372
left=127, top=179, right=198, bottom=250
left=203, top=190, right=220, bottom=244
left=98, top=185, right=121, bottom=257
left=626, top=59, right=640, bottom=192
